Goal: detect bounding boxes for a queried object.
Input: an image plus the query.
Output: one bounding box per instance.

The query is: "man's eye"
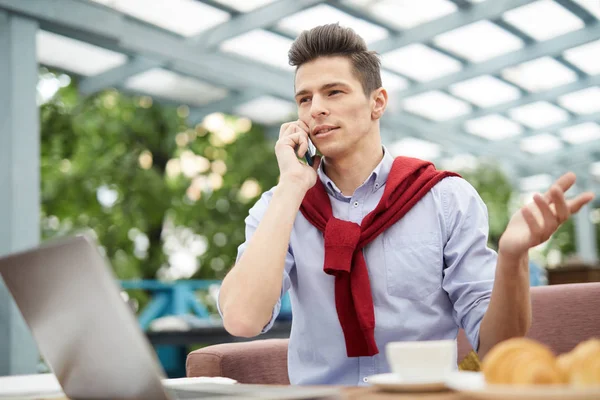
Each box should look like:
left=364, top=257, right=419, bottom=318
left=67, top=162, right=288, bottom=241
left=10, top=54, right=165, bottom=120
left=329, top=90, right=342, bottom=96
left=299, top=97, right=310, bottom=104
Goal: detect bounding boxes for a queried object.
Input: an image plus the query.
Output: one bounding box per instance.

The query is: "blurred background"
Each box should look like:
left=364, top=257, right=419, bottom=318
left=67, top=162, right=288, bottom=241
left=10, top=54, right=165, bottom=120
left=1, top=0, right=600, bottom=379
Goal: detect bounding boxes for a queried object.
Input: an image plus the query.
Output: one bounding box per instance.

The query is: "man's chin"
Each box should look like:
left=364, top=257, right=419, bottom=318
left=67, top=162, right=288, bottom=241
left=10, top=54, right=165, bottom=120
left=318, top=145, right=346, bottom=161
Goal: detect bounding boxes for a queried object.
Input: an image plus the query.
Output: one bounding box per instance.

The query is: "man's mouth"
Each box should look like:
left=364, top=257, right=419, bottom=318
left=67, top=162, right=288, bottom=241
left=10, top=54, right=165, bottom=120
left=313, top=126, right=339, bottom=136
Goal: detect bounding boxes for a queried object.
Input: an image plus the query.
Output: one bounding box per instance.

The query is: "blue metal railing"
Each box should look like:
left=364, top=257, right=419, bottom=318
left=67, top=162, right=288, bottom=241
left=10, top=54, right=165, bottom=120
left=120, top=279, right=222, bottom=329
left=120, top=279, right=292, bottom=329
left=119, top=279, right=292, bottom=378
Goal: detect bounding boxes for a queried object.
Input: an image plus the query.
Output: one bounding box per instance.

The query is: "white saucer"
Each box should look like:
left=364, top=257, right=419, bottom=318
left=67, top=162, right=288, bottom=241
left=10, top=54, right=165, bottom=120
left=366, top=373, right=448, bottom=392
left=445, top=371, right=600, bottom=400
left=162, top=376, right=238, bottom=387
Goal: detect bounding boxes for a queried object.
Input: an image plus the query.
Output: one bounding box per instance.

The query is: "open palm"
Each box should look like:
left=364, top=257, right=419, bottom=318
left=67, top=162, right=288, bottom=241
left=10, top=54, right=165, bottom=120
left=499, top=172, right=595, bottom=258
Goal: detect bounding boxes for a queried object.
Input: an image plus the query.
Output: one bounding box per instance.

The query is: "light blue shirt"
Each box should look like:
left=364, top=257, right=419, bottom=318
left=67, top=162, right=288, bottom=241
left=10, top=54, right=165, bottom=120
left=222, top=147, right=496, bottom=386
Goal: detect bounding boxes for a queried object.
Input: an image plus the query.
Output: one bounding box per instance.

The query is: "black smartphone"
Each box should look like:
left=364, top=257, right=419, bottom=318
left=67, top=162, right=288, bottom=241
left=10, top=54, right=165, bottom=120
left=304, top=138, right=316, bottom=166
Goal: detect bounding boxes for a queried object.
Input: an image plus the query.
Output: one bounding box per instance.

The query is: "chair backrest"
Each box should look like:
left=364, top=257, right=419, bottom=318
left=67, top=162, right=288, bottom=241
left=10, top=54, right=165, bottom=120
left=186, top=339, right=290, bottom=384
left=187, top=282, right=600, bottom=383
left=457, top=282, right=600, bottom=361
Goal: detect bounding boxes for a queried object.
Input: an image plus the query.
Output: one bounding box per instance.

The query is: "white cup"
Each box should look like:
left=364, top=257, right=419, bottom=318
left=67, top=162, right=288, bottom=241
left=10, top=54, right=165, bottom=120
left=386, top=339, right=457, bottom=382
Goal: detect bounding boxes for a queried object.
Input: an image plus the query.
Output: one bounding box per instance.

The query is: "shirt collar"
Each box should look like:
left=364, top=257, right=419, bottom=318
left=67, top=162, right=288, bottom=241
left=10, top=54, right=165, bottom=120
left=317, top=146, right=394, bottom=199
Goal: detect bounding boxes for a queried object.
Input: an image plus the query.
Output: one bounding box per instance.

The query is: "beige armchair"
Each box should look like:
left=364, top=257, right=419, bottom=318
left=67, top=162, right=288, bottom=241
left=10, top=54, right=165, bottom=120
left=187, top=282, right=600, bottom=384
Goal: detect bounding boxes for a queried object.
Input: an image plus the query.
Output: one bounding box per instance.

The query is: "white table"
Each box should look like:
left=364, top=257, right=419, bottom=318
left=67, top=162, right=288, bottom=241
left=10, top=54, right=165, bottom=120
left=0, top=373, right=237, bottom=399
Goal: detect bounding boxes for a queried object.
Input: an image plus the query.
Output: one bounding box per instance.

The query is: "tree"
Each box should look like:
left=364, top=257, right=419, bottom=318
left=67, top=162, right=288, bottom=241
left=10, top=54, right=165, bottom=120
left=455, top=162, right=514, bottom=249
left=456, top=161, right=598, bottom=265
left=40, top=70, right=280, bottom=293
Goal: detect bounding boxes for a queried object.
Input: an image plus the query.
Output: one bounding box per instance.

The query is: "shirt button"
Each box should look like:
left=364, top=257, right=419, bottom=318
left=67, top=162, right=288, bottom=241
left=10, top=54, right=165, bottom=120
left=375, top=183, right=380, bottom=188
left=353, top=201, right=359, bottom=207
left=363, top=377, right=369, bottom=383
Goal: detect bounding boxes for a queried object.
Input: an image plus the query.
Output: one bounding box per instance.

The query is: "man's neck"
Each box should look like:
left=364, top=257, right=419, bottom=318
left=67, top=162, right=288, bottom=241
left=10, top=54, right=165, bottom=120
left=323, top=140, right=384, bottom=197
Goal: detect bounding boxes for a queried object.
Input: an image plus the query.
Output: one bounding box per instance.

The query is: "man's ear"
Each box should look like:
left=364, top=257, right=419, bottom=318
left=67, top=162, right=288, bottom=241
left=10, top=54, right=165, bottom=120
left=371, top=87, right=388, bottom=120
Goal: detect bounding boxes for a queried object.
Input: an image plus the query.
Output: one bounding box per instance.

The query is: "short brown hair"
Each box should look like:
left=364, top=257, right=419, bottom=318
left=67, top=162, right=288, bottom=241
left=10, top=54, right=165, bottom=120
left=288, top=23, right=382, bottom=96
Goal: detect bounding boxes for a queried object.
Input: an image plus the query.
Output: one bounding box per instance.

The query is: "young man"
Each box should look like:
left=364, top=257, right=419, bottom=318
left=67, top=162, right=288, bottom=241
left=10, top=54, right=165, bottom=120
left=217, top=23, right=594, bottom=386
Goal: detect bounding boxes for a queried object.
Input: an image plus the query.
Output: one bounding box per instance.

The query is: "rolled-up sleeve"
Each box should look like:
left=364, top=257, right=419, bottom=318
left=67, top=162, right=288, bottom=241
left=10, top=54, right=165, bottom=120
left=441, top=177, right=497, bottom=352
left=216, top=187, right=295, bottom=333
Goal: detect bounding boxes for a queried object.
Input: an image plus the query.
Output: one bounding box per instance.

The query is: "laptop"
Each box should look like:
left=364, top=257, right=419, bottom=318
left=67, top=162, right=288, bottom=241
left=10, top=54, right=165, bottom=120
left=0, top=234, right=341, bottom=400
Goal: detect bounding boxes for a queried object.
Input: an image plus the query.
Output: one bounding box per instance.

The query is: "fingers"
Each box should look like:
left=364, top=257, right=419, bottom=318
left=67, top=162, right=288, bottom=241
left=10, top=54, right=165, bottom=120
left=279, top=122, right=300, bottom=139
left=567, top=192, right=595, bottom=214
left=295, top=133, right=309, bottom=158
left=549, top=185, right=569, bottom=222
left=525, top=189, right=595, bottom=244
left=533, top=193, right=558, bottom=233
left=546, top=172, right=577, bottom=194
left=543, top=173, right=596, bottom=217
left=518, top=173, right=595, bottom=247
left=279, top=120, right=310, bottom=139
left=284, top=132, right=308, bottom=157
left=278, top=120, right=314, bottom=160
left=296, top=119, right=311, bottom=136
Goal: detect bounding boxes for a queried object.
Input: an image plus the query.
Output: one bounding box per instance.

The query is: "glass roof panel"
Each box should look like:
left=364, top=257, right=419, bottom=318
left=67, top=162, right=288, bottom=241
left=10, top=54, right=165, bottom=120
left=32, top=0, right=600, bottom=177
left=591, top=162, right=600, bottom=178
left=220, top=29, right=295, bottom=71
left=502, top=0, right=584, bottom=41
left=590, top=162, right=600, bottom=178
left=388, top=137, right=442, bottom=160
left=234, top=95, right=297, bottom=125
left=433, top=20, right=524, bottom=63
left=439, top=153, right=480, bottom=171
left=210, top=0, right=278, bottom=12
left=37, top=30, right=127, bottom=76
left=401, top=91, right=472, bottom=121
left=508, top=101, right=570, bottom=129
left=563, top=39, right=600, bottom=75
left=520, top=174, right=554, bottom=192
left=448, top=75, right=522, bottom=108
left=502, top=56, right=578, bottom=92
left=124, top=68, right=229, bottom=106
left=381, top=44, right=462, bottom=82
left=572, top=0, right=600, bottom=20
left=560, top=122, right=600, bottom=144
left=558, top=87, right=600, bottom=114
left=90, top=0, right=230, bottom=37
left=381, top=70, right=410, bottom=92
left=277, top=4, right=389, bottom=44
left=382, top=70, right=410, bottom=112
left=520, top=133, right=564, bottom=154
left=342, top=0, right=458, bottom=30
left=465, top=114, right=524, bottom=140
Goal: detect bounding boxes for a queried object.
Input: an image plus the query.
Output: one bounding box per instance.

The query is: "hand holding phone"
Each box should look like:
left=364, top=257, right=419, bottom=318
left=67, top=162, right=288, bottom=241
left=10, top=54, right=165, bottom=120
left=304, top=138, right=316, bottom=166
left=275, top=120, right=319, bottom=192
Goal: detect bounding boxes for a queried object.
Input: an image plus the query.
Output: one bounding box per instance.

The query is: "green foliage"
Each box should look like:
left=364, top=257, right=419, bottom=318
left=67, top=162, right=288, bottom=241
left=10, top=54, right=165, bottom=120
left=456, top=162, right=598, bottom=263
left=40, top=71, right=279, bottom=286
left=455, top=162, right=514, bottom=249
left=544, top=218, right=576, bottom=256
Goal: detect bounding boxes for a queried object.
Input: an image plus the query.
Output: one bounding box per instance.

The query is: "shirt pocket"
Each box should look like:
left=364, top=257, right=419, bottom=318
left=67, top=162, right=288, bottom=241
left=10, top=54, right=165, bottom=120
left=383, top=231, right=442, bottom=301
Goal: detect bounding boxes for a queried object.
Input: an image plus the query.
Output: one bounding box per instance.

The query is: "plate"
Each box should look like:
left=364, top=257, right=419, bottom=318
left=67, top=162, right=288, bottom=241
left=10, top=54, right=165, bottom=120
left=367, top=373, right=448, bottom=392
left=445, top=371, right=600, bottom=400
left=162, top=376, right=238, bottom=387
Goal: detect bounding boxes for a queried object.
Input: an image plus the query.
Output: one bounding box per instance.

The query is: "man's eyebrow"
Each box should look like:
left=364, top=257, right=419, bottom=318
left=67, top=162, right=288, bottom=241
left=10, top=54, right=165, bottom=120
left=294, top=89, right=310, bottom=98
left=295, top=82, right=350, bottom=98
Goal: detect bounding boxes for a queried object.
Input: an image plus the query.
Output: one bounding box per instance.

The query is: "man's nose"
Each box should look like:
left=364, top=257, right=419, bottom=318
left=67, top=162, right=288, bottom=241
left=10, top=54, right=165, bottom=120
left=310, top=97, right=329, bottom=118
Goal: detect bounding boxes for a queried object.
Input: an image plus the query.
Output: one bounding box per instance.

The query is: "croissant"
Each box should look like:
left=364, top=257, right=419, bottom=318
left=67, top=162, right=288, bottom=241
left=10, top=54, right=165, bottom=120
left=481, top=338, right=565, bottom=385
left=557, top=339, right=600, bottom=386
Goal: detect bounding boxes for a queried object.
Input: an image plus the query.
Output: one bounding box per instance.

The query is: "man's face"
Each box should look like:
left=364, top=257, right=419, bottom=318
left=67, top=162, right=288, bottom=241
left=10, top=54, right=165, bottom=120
left=294, top=56, right=381, bottom=159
